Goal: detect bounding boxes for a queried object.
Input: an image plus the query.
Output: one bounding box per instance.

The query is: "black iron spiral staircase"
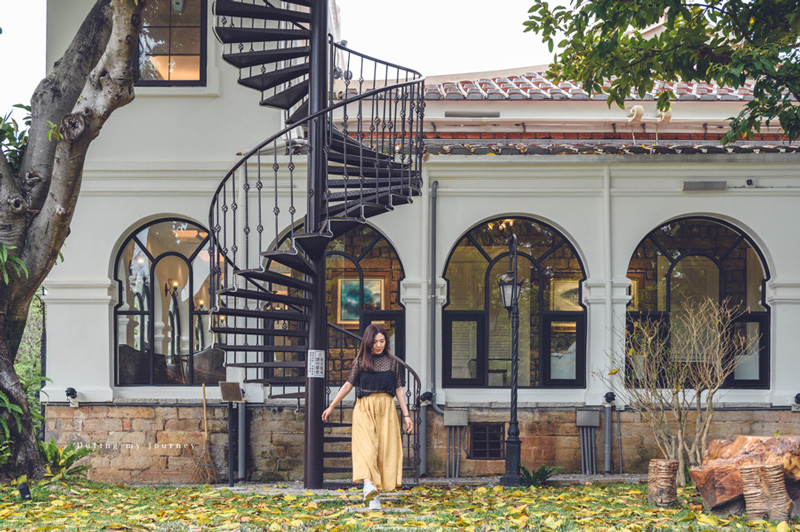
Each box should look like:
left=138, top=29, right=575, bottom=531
left=208, top=0, right=424, bottom=486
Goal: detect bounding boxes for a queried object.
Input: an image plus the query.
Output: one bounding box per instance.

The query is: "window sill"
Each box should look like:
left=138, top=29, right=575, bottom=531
left=134, top=66, right=220, bottom=98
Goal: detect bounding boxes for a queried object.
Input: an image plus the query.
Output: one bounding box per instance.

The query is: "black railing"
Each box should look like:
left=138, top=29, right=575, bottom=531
left=326, top=322, right=422, bottom=485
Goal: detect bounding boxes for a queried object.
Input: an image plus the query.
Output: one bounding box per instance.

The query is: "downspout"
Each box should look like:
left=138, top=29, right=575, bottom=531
left=430, top=180, right=444, bottom=416
left=602, top=166, right=614, bottom=471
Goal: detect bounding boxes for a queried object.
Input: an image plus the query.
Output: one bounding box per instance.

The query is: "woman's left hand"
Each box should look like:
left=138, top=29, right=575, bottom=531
left=404, top=415, right=414, bottom=434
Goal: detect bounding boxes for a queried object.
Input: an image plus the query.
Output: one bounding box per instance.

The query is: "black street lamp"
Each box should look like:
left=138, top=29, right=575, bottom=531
left=498, top=234, right=522, bottom=487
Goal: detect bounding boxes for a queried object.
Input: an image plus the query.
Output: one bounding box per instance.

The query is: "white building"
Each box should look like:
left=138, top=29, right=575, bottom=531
left=43, top=0, right=800, bottom=483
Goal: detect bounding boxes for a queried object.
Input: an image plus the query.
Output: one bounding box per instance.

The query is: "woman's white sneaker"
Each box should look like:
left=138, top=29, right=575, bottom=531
left=363, top=482, right=378, bottom=502
left=368, top=496, right=382, bottom=511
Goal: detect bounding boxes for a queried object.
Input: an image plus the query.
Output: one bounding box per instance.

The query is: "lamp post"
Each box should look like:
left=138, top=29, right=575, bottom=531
left=498, top=234, right=522, bottom=486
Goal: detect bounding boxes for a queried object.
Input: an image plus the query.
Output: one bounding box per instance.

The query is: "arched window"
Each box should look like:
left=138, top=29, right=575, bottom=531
left=114, top=218, right=224, bottom=386
left=443, top=217, right=587, bottom=388
left=627, top=217, right=770, bottom=388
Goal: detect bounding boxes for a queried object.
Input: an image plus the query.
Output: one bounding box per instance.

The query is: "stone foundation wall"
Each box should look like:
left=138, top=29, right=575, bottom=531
left=46, top=404, right=800, bottom=483
left=424, top=408, right=800, bottom=477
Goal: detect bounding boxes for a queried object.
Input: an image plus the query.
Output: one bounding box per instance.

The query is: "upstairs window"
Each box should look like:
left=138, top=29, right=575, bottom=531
left=137, top=0, right=207, bottom=86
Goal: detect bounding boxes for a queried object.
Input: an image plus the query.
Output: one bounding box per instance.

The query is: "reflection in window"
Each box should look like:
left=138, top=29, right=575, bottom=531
left=137, top=0, right=206, bottom=85
left=114, top=218, right=223, bottom=386
left=443, top=217, right=587, bottom=387
left=626, top=217, right=770, bottom=387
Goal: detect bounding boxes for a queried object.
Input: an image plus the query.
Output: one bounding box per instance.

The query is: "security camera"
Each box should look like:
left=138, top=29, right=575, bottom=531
left=745, top=178, right=756, bottom=188
left=171, top=0, right=185, bottom=14
left=65, top=387, right=79, bottom=408
left=604, top=391, right=616, bottom=404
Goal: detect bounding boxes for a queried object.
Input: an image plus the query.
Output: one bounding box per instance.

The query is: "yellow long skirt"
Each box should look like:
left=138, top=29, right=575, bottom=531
left=351, top=393, right=403, bottom=490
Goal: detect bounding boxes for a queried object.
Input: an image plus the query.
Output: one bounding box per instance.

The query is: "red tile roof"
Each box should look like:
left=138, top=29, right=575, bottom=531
left=423, top=72, right=768, bottom=102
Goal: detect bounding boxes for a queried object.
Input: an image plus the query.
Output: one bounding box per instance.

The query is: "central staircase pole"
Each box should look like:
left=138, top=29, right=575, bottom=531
left=304, top=0, right=329, bottom=489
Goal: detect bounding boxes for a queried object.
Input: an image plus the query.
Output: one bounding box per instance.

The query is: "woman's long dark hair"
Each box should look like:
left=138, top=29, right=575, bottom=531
left=357, top=323, right=391, bottom=372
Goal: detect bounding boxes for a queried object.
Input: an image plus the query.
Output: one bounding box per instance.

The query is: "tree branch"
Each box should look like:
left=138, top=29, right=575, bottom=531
left=20, top=0, right=113, bottom=213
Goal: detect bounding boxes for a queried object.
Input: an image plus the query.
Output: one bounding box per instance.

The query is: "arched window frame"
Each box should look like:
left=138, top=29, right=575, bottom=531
left=626, top=216, right=771, bottom=389
left=442, top=216, right=588, bottom=388
left=113, top=217, right=216, bottom=386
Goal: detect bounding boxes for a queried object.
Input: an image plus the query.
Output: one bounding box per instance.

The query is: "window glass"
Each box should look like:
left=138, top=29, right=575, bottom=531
left=114, top=218, right=216, bottom=386
left=733, top=321, right=761, bottom=381
left=626, top=217, right=770, bottom=388
left=138, top=0, right=205, bottom=85
left=443, top=217, right=586, bottom=388
left=451, top=320, right=479, bottom=381
left=549, top=320, right=578, bottom=381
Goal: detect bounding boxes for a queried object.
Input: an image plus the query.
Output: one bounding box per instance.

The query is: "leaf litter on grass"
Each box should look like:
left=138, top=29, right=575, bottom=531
left=0, top=480, right=798, bottom=531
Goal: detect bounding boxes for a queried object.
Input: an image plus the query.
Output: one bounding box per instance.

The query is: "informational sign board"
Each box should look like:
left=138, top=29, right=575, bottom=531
left=307, top=349, right=326, bottom=378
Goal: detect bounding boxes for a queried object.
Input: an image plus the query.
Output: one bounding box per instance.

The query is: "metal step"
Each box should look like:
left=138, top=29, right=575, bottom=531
left=216, top=344, right=308, bottom=353
left=218, top=288, right=312, bottom=307
left=323, top=451, right=350, bottom=458
left=286, top=101, right=309, bottom=125
left=227, top=361, right=306, bottom=368
left=214, top=307, right=310, bottom=322
left=329, top=130, right=392, bottom=161
left=268, top=391, right=305, bottom=400
left=213, top=0, right=311, bottom=24
left=239, top=63, right=309, bottom=92
left=324, top=422, right=351, bottom=428
left=327, top=176, right=422, bottom=189
left=214, top=27, right=310, bottom=44
left=323, top=436, right=350, bottom=443
left=327, top=151, right=408, bottom=170
left=262, top=249, right=315, bottom=276
left=210, top=326, right=308, bottom=338
left=293, top=231, right=334, bottom=258
left=322, top=466, right=351, bottom=473
left=328, top=186, right=418, bottom=203
left=244, top=376, right=306, bottom=385
left=325, top=202, right=392, bottom=222
left=222, top=46, right=310, bottom=69
left=282, top=0, right=311, bottom=7
left=260, top=80, right=309, bottom=109
left=327, top=164, right=416, bottom=180
left=235, top=268, right=313, bottom=291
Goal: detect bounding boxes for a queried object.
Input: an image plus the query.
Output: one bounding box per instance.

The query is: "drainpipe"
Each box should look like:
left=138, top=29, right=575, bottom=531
left=238, top=403, right=246, bottom=480
left=603, top=166, right=613, bottom=471
left=430, top=180, right=444, bottom=416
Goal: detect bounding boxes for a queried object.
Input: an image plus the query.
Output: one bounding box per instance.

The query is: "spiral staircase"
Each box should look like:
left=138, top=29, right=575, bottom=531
left=208, top=0, right=424, bottom=487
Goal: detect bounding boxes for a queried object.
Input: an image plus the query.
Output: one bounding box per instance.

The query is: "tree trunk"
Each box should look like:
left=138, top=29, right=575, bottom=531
left=0, top=313, right=44, bottom=479
left=648, top=459, right=680, bottom=507
left=0, top=0, right=142, bottom=479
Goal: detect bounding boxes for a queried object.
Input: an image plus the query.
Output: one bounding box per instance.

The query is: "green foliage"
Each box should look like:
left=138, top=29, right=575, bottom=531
left=38, top=438, right=95, bottom=480
left=0, top=104, right=31, bottom=172
left=0, top=438, right=11, bottom=469
left=46, top=120, right=64, bottom=143
left=524, top=1, right=800, bottom=143
left=520, top=463, right=561, bottom=487
left=15, top=295, right=47, bottom=416
left=0, top=390, right=24, bottom=442
left=0, top=242, right=28, bottom=285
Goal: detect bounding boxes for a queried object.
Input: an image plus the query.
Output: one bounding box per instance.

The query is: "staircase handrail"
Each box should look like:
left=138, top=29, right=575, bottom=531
left=208, top=75, right=425, bottom=274
left=331, top=41, right=423, bottom=81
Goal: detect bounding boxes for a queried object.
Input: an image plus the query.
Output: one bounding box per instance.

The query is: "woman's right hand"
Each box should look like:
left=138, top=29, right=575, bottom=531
left=321, top=406, right=333, bottom=422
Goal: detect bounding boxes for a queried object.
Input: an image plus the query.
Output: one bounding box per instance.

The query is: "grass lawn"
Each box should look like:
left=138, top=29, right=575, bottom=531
left=0, top=480, right=798, bottom=531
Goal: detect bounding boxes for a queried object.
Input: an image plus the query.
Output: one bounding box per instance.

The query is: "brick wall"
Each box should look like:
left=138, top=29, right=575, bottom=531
left=46, top=404, right=800, bottom=483
left=424, top=408, right=800, bottom=477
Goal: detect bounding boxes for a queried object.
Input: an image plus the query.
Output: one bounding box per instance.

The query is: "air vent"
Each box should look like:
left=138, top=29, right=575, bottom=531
left=683, top=180, right=727, bottom=191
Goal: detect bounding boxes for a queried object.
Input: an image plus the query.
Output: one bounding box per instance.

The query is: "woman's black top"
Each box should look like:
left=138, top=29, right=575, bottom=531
left=346, top=353, right=405, bottom=399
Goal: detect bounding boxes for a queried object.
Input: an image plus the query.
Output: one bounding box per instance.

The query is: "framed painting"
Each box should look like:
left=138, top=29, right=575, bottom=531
left=550, top=279, right=582, bottom=312
left=337, top=278, right=384, bottom=325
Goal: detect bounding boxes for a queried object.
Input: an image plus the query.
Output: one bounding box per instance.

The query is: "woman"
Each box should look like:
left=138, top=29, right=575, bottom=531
left=322, top=323, right=414, bottom=510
